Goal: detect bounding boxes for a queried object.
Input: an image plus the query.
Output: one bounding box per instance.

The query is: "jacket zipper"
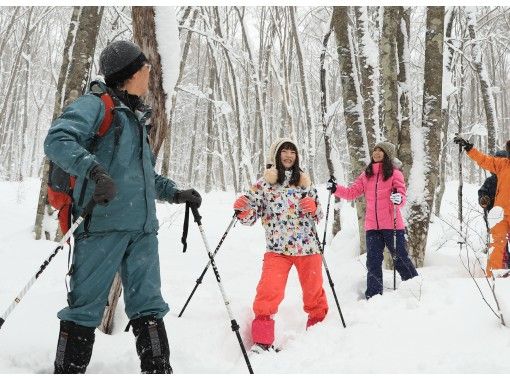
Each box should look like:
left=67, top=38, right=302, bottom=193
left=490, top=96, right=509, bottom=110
left=375, top=172, right=380, bottom=229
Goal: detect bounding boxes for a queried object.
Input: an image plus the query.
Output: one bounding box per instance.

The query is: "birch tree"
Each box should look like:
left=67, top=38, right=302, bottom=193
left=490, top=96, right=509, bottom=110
left=289, top=6, right=316, bottom=181
left=379, top=7, right=400, bottom=147
left=407, top=6, right=445, bottom=267
left=466, top=8, right=498, bottom=154
left=396, top=6, right=413, bottom=181
left=354, top=6, right=378, bottom=150
left=34, top=6, right=103, bottom=240
left=132, top=7, right=170, bottom=158
left=332, top=6, right=368, bottom=253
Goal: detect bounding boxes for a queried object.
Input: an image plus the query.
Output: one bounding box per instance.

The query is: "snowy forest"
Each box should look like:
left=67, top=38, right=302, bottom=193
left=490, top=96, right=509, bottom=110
left=1, top=5, right=510, bottom=374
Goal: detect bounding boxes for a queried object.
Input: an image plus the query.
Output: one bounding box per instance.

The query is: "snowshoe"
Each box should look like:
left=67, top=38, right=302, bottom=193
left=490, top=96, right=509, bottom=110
left=250, top=343, right=281, bottom=354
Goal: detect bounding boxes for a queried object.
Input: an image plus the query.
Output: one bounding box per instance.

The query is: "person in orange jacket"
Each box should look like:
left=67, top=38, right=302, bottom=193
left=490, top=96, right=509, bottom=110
left=233, top=138, right=328, bottom=353
left=454, top=136, right=510, bottom=277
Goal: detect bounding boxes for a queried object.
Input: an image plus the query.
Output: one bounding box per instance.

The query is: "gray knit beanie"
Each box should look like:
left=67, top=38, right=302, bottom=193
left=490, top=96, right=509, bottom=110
left=99, top=40, right=147, bottom=88
left=374, top=141, right=396, bottom=161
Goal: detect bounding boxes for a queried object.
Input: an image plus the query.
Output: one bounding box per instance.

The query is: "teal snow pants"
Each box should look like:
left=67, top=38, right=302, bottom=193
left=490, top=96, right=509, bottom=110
left=57, top=231, right=169, bottom=327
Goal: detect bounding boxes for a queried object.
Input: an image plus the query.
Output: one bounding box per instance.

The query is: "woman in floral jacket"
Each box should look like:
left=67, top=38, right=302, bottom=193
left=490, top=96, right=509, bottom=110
left=234, top=138, right=328, bottom=352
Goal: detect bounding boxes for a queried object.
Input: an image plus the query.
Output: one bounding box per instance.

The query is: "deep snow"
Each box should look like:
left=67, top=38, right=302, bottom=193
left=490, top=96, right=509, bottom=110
left=1, top=178, right=509, bottom=374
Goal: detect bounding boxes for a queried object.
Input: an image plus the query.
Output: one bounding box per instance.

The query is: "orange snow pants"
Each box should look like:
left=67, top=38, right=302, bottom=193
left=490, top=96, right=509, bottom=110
left=251, top=252, right=328, bottom=345
left=487, top=215, right=510, bottom=277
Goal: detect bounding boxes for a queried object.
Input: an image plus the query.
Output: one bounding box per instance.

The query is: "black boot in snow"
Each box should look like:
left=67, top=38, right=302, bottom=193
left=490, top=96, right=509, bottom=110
left=54, top=320, right=95, bottom=374
left=130, top=315, right=173, bottom=374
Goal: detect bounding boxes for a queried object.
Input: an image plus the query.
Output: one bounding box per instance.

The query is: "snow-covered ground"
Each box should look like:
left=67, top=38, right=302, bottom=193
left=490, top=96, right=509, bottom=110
left=1, top=178, right=509, bottom=374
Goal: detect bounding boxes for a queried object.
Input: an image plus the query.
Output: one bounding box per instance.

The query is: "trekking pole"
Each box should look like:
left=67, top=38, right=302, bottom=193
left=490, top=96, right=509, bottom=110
left=393, top=204, right=397, bottom=291
left=178, top=213, right=237, bottom=318
left=308, top=189, right=346, bottom=328
left=391, top=188, right=398, bottom=291
left=455, top=133, right=466, bottom=261
left=321, top=177, right=335, bottom=251
left=0, top=199, right=96, bottom=331
left=189, top=205, right=254, bottom=374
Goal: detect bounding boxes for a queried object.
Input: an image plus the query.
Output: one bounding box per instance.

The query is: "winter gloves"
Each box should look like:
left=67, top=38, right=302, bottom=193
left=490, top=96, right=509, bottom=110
left=299, top=197, right=317, bottom=215
left=234, top=195, right=252, bottom=219
left=89, top=165, right=202, bottom=209
left=479, top=195, right=491, bottom=208
left=390, top=192, right=403, bottom=205
left=326, top=178, right=337, bottom=194
left=234, top=195, right=317, bottom=218
left=453, top=136, right=474, bottom=152
left=89, top=165, right=117, bottom=205
left=174, top=189, right=202, bottom=208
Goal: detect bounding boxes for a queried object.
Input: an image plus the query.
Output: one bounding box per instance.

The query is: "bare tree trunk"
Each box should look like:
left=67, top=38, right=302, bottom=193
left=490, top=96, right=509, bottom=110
left=205, top=52, right=216, bottom=193
left=0, top=7, right=20, bottom=59
left=132, top=7, right=170, bottom=158
left=332, top=6, right=368, bottom=254
left=354, top=6, right=378, bottom=150
left=435, top=102, right=450, bottom=217
left=320, top=22, right=342, bottom=237
left=97, top=273, right=122, bottom=335
left=466, top=9, right=498, bottom=154
left=212, top=7, right=250, bottom=191
left=162, top=8, right=198, bottom=178
left=235, top=6, right=266, bottom=175
left=18, top=37, right=31, bottom=182
left=0, top=8, right=34, bottom=130
left=289, top=6, right=316, bottom=182
left=434, top=7, right=457, bottom=217
left=407, top=6, right=445, bottom=267
left=379, top=6, right=399, bottom=144
left=34, top=6, right=97, bottom=240
left=396, top=6, right=413, bottom=182
left=62, top=7, right=103, bottom=107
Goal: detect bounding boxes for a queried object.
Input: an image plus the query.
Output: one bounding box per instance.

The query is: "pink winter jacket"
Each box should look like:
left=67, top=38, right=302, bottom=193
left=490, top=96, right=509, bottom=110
left=333, top=162, right=406, bottom=231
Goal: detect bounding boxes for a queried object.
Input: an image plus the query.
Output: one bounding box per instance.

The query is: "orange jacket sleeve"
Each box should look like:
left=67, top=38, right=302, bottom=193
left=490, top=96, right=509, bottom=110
left=467, top=147, right=507, bottom=175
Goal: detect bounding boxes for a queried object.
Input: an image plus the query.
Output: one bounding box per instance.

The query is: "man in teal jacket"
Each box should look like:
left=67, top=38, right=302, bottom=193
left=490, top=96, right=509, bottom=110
left=44, top=40, right=201, bottom=374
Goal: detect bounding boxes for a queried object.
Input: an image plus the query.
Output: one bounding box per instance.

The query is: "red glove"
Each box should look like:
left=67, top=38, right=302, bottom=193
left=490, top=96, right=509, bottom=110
left=299, top=197, right=317, bottom=215
left=234, top=196, right=251, bottom=219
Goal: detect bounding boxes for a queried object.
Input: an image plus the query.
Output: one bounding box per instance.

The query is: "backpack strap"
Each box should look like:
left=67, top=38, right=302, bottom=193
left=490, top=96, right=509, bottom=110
left=97, top=93, right=115, bottom=137
left=89, top=92, right=115, bottom=152
left=78, top=91, right=116, bottom=210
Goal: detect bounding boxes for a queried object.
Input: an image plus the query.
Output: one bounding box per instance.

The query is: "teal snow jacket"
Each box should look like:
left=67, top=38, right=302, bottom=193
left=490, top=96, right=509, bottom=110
left=44, top=81, right=178, bottom=233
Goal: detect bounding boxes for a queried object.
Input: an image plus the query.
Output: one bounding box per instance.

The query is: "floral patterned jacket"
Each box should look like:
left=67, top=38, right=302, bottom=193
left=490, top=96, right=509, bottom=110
left=239, top=170, right=323, bottom=256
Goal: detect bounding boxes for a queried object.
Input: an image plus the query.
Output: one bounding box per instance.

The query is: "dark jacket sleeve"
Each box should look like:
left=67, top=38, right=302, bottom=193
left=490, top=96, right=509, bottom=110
left=478, top=175, right=497, bottom=209
left=44, top=94, right=104, bottom=178
left=154, top=173, right=178, bottom=203
left=150, top=150, right=179, bottom=202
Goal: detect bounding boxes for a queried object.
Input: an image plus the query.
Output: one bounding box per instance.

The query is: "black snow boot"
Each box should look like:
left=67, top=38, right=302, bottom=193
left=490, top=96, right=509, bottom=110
left=130, top=315, right=173, bottom=374
left=54, top=320, right=95, bottom=374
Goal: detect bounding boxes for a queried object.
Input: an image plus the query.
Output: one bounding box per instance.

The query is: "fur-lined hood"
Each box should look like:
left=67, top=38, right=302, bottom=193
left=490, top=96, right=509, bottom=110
left=264, top=137, right=311, bottom=187
left=263, top=166, right=311, bottom=188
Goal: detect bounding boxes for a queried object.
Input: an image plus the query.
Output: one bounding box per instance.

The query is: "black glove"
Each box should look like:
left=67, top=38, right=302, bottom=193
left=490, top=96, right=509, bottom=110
left=453, top=136, right=473, bottom=151
left=326, top=178, right=337, bottom=194
left=174, top=188, right=202, bottom=208
left=89, top=165, right=117, bottom=205
left=479, top=195, right=491, bottom=208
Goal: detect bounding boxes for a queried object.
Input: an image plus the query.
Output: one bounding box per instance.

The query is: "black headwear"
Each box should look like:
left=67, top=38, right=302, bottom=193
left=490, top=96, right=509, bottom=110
left=99, top=40, right=147, bottom=88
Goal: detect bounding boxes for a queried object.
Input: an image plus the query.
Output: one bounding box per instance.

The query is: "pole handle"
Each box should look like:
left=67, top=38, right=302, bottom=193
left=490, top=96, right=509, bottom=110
left=82, top=199, right=96, bottom=217
left=190, top=205, right=202, bottom=224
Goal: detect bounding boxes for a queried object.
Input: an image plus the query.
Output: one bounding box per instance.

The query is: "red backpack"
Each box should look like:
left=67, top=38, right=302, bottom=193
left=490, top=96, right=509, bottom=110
left=47, top=91, right=115, bottom=234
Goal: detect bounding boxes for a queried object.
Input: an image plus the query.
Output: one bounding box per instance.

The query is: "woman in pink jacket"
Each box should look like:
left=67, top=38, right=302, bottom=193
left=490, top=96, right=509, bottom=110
left=327, top=141, right=418, bottom=299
